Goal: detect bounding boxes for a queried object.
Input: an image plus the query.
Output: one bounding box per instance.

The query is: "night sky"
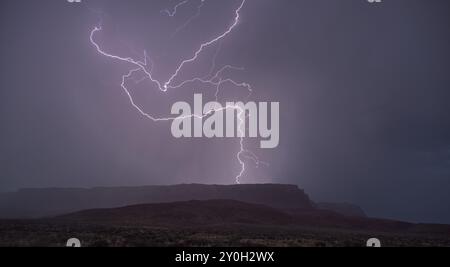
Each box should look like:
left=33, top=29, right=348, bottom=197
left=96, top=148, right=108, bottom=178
left=1, top=0, right=450, bottom=223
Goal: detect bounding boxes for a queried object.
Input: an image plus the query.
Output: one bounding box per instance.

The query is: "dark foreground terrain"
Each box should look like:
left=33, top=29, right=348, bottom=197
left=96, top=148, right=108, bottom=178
left=0, top=221, right=450, bottom=247
left=1, top=220, right=449, bottom=247
left=1, top=199, right=449, bottom=247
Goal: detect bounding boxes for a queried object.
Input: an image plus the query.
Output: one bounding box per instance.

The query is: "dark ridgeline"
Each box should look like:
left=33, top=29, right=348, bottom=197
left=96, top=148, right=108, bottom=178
left=0, top=184, right=315, bottom=218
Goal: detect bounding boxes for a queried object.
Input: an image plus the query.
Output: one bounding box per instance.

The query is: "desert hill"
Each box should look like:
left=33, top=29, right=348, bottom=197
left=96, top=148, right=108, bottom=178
left=54, top=199, right=450, bottom=235
left=56, top=199, right=295, bottom=227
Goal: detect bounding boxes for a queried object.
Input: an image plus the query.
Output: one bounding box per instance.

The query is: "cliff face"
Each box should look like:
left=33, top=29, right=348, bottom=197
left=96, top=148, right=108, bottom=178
left=0, top=184, right=315, bottom=219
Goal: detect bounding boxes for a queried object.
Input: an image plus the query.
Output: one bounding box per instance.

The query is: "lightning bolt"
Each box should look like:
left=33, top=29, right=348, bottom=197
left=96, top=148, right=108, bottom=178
left=161, top=0, right=190, bottom=17
left=165, top=0, right=207, bottom=38
left=90, top=0, right=262, bottom=184
left=164, top=0, right=245, bottom=90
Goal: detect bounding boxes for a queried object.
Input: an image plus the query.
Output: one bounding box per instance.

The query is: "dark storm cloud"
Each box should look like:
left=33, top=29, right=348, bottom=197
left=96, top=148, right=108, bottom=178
left=1, top=0, right=449, bottom=223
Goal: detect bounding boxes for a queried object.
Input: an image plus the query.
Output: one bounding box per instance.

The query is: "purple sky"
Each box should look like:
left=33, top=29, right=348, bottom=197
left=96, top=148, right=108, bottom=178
left=1, top=0, right=450, bottom=223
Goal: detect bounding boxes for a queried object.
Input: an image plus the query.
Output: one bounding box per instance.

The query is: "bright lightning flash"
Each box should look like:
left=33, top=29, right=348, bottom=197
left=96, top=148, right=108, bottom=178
left=90, top=0, right=264, bottom=184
